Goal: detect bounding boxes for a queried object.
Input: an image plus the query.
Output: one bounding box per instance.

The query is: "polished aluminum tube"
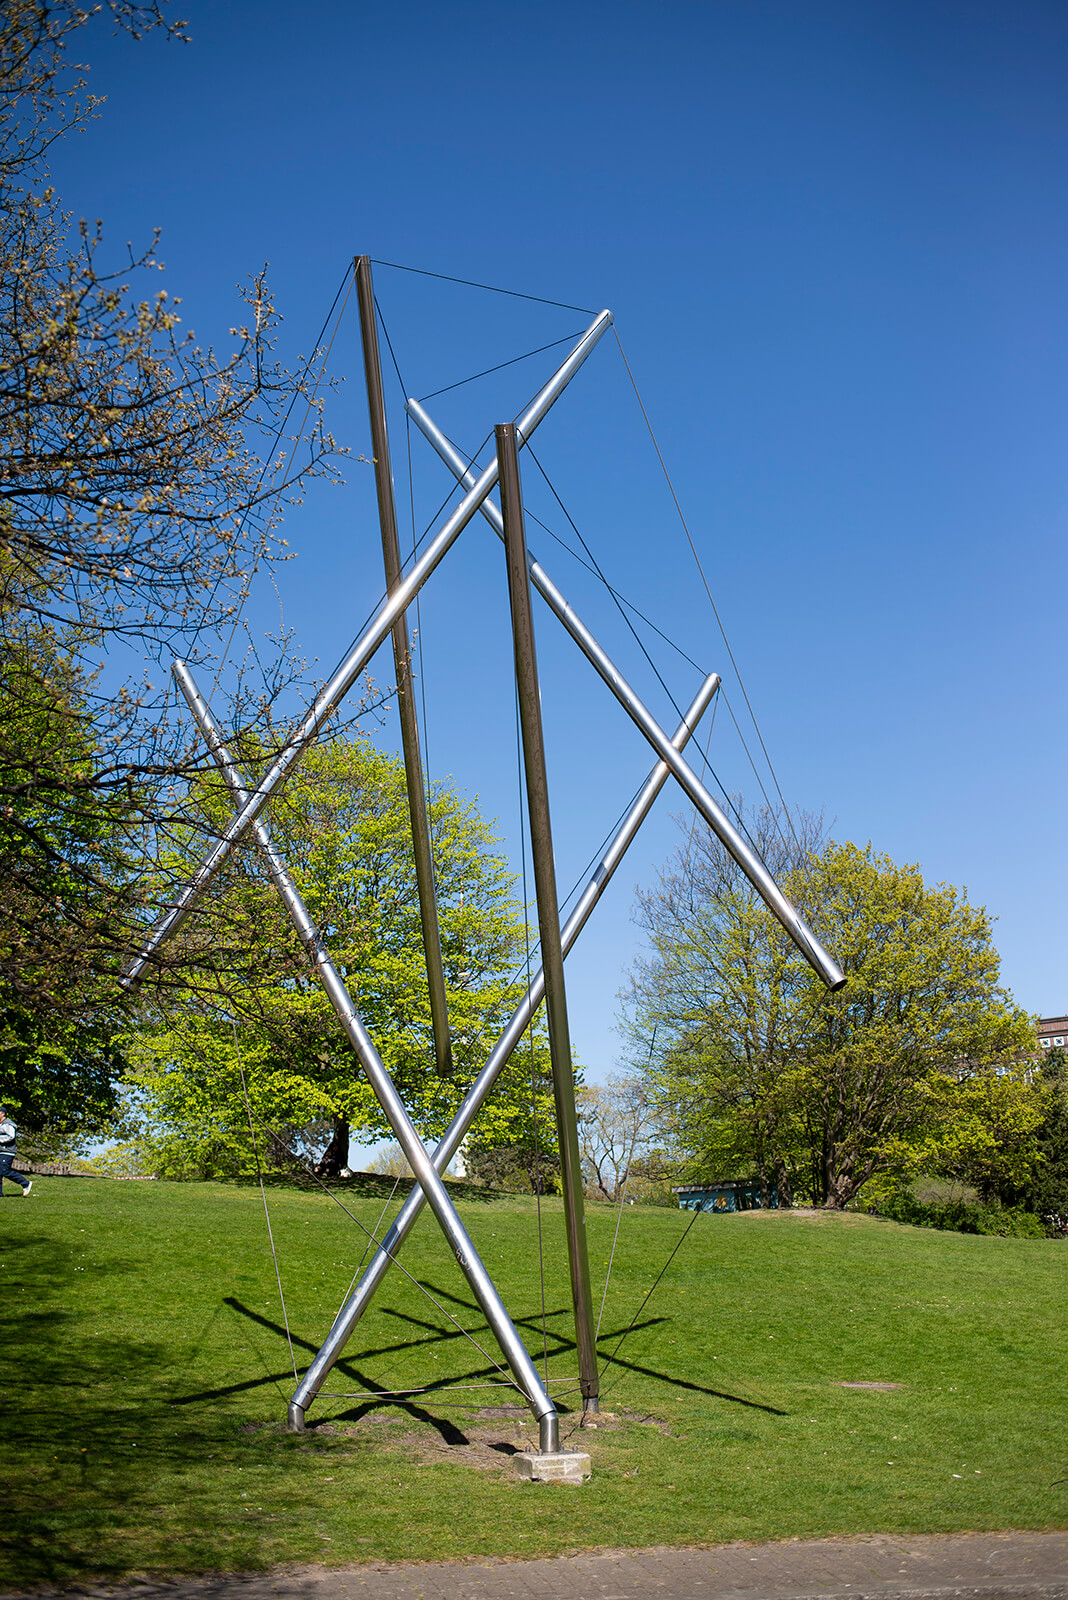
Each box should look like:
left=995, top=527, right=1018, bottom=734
left=407, top=399, right=845, bottom=993
left=122, top=309, right=613, bottom=989
left=355, top=256, right=452, bottom=1078
left=497, top=421, right=598, bottom=1410
left=287, top=671, right=720, bottom=1424
left=171, top=659, right=559, bottom=1440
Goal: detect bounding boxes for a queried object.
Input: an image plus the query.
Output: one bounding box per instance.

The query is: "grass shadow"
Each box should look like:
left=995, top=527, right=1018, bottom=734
left=0, top=1239, right=374, bottom=1588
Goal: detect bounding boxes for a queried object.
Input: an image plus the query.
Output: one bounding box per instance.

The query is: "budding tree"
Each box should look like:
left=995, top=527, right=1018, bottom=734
left=0, top=2, right=339, bottom=1135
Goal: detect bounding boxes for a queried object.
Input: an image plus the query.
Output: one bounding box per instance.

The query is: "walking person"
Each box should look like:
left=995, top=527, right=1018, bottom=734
left=0, top=1108, right=31, bottom=1196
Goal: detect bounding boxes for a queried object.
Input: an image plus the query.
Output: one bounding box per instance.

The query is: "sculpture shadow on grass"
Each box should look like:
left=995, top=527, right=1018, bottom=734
left=198, top=1290, right=786, bottom=1425
left=3, top=1233, right=784, bottom=1588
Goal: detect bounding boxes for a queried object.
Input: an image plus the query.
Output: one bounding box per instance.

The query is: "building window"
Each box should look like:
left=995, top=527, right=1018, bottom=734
left=1041, top=1039, right=1051, bottom=1048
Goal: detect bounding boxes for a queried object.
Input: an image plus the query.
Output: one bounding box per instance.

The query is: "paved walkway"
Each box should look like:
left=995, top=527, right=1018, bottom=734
left=26, top=1531, right=1068, bottom=1600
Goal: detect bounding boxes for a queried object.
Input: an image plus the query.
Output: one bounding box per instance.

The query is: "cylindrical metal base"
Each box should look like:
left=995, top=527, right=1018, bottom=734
left=287, top=1401, right=306, bottom=1433
left=539, top=1412, right=560, bottom=1453
left=583, top=1394, right=600, bottom=1415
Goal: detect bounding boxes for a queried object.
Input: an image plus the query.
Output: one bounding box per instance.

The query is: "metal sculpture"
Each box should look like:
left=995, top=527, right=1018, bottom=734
left=124, top=257, right=845, bottom=1456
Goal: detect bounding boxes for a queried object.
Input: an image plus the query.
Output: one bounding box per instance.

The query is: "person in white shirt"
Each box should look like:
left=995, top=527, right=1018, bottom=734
left=0, top=1108, right=31, bottom=1196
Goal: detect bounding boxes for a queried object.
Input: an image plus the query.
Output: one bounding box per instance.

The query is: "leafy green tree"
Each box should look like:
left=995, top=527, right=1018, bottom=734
left=1025, top=1047, right=1068, bottom=1228
left=622, top=805, right=824, bottom=1206
left=918, top=1068, right=1045, bottom=1206
left=787, top=842, right=1036, bottom=1207
left=0, top=2, right=343, bottom=1153
left=625, top=816, right=1037, bottom=1209
left=125, top=736, right=561, bottom=1178
left=0, top=607, right=134, bottom=1144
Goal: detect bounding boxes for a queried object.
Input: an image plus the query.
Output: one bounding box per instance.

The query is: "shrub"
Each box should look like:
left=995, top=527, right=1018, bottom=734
left=870, top=1185, right=1047, bottom=1238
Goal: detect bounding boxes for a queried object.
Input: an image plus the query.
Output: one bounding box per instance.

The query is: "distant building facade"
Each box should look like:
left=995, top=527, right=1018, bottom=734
left=1038, top=1016, right=1068, bottom=1052
left=674, top=1181, right=779, bottom=1213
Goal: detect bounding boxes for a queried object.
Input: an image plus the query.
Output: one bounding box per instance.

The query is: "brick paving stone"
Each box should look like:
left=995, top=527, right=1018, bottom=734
left=6, top=1533, right=1067, bottom=1600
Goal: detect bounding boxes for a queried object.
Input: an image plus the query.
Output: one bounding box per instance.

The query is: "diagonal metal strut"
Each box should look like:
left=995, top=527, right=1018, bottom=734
left=406, top=398, right=845, bottom=993
left=121, top=310, right=613, bottom=992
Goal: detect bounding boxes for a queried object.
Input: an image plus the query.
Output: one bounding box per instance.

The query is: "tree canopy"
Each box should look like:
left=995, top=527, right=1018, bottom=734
left=624, top=812, right=1037, bottom=1208
left=0, top=598, right=136, bottom=1137
left=1027, top=1047, right=1068, bottom=1228
left=123, top=736, right=561, bottom=1178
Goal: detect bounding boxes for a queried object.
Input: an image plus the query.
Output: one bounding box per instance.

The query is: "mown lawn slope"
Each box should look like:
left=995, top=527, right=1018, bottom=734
left=2, top=1177, right=1064, bottom=1587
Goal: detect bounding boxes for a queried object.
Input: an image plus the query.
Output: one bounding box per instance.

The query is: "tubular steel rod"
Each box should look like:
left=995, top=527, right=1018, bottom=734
left=355, top=256, right=452, bottom=1077
left=122, top=309, right=613, bottom=990
left=497, top=421, right=599, bottom=1411
left=407, top=399, right=845, bottom=993
left=288, top=672, right=720, bottom=1426
left=170, top=659, right=559, bottom=1449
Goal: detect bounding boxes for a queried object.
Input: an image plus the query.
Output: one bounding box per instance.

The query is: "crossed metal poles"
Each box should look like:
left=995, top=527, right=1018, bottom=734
left=280, top=669, right=721, bottom=1429
left=123, top=311, right=614, bottom=989
left=404, top=401, right=843, bottom=988
left=125, top=266, right=845, bottom=1446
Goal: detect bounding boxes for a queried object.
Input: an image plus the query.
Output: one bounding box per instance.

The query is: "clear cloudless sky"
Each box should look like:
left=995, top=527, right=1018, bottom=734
left=49, top=1, right=1066, bottom=1143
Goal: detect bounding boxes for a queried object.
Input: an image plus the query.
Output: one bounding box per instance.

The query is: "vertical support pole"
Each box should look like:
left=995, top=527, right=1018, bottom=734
left=355, top=255, right=452, bottom=1076
left=496, top=422, right=599, bottom=1414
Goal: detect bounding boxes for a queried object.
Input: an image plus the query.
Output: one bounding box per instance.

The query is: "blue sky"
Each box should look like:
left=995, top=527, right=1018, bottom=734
left=53, top=1, right=1067, bottom=1128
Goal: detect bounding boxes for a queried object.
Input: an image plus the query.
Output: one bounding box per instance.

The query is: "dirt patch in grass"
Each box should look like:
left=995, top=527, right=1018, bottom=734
left=727, top=1207, right=842, bottom=1221
left=403, top=1416, right=533, bottom=1476
left=837, top=1382, right=904, bottom=1391
left=359, top=1406, right=679, bottom=1477
left=322, top=1409, right=542, bottom=1476
left=474, top=1404, right=672, bottom=1435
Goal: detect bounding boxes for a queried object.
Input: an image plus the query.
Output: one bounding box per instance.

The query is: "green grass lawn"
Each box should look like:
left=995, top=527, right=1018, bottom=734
left=2, top=1176, right=1065, bottom=1588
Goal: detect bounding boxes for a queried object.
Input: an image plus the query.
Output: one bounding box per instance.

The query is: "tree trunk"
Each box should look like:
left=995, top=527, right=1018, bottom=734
left=820, top=1132, right=833, bottom=1206
left=822, top=1154, right=855, bottom=1209
left=773, top=1155, right=792, bottom=1209
left=315, top=1116, right=350, bottom=1177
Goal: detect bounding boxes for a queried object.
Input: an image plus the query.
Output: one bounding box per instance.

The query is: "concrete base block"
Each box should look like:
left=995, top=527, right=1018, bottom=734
left=514, top=1448, right=591, bottom=1485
